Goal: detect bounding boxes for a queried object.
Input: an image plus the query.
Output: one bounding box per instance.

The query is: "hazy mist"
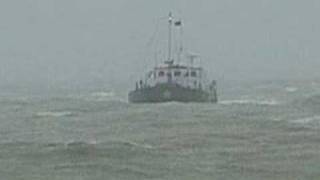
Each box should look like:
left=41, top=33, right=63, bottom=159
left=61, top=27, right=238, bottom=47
left=1, top=0, right=320, bottom=92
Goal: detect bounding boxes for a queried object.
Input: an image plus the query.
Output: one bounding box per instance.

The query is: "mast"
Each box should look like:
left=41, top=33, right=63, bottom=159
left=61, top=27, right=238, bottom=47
left=176, top=19, right=183, bottom=64
left=167, top=12, right=173, bottom=65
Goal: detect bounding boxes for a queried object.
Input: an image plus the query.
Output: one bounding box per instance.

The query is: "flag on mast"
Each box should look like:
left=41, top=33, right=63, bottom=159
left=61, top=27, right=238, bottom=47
left=174, top=20, right=182, bottom=26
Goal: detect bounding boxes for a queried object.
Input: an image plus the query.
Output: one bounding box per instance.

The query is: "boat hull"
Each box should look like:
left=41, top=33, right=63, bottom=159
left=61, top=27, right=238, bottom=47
left=128, top=83, right=217, bottom=103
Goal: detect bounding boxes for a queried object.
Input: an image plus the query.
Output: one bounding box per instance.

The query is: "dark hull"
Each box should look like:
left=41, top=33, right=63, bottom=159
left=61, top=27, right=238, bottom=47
left=129, top=83, right=217, bottom=103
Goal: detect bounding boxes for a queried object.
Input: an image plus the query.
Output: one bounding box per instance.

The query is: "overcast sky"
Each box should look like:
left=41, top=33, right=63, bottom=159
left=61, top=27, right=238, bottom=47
left=1, top=0, right=320, bottom=91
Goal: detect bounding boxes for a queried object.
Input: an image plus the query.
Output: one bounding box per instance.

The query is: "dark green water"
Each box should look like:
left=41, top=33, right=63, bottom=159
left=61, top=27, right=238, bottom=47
left=1, top=80, right=320, bottom=179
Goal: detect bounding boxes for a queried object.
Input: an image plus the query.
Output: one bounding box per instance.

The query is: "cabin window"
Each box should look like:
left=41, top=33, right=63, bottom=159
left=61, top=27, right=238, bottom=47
left=191, top=71, right=197, bottom=77
left=174, top=71, right=181, bottom=77
left=158, top=71, right=165, bottom=77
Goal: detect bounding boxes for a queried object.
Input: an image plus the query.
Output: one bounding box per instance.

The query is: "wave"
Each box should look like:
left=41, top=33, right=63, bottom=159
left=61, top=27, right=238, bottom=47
left=219, top=99, right=280, bottom=106
left=114, top=140, right=154, bottom=150
left=42, top=140, right=154, bottom=150
left=35, top=111, right=75, bottom=118
left=89, top=91, right=127, bottom=103
left=293, top=94, right=320, bottom=109
left=291, top=116, right=320, bottom=124
left=285, top=86, right=298, bottom=93
left=91, top=91, right=115, bottom=98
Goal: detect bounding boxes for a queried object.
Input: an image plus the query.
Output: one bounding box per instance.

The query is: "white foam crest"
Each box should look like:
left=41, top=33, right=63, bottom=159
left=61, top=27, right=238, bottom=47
left=117, top=140, right=155, bottom=150
left=91, top=91, right=115, bottom=98
left=89, top=91, right=127, bottom=102
left=158, top=102, right=185, bottom=106
left=35, top=111, right=74, bottom=118
left=285, top=87, right=298, bottom=93
left=219, top=99, right=280, bottom=106
left=291, top=116, right=320, bottom=124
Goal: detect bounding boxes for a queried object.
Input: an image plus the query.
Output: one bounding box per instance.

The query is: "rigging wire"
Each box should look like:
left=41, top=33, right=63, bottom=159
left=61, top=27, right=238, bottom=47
left=141, top=16, right=167, bottom=69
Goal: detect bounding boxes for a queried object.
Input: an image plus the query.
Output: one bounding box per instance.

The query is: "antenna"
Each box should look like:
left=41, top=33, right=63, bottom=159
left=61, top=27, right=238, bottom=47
left=167, top=12, right=173, bottom=64
left=187, top=54, right=199, bottom=67
left=176, top=18, right=183, bottom=64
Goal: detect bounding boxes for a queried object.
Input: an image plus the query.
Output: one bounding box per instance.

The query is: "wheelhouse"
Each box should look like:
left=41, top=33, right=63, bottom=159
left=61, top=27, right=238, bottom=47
left=142, top=63, right=206, bottom=90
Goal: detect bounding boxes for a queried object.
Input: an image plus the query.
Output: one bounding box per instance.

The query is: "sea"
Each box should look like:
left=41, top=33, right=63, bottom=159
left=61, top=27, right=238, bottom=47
left=1, top=80, right=320, bottom=180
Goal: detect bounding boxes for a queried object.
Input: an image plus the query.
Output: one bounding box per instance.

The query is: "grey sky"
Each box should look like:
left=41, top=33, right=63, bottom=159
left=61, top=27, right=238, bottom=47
left=1, top=0, right=320, bottom=91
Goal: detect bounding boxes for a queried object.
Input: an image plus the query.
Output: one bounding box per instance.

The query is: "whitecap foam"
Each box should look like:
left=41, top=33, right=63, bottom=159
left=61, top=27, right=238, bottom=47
left=272, top=117, right=283, bottom=121
left=291, top=116, right=320, bottom=124
left=35, top=111, right=74, bottom=118
left=116, top=140, right=154, bottom=150
left=285, top=87, right=298, bottom=93
left=158, top=102, right=186, bottom=106
left=89, top=91, right=127, bottom=102
left=219, top=99, right=280, bottom=106
left=91, top=91, right=115, bottom=98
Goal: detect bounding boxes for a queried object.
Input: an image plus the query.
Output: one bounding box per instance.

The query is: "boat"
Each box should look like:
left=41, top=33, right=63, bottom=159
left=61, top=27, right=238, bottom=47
left=128, top=13, right=218, bottom=103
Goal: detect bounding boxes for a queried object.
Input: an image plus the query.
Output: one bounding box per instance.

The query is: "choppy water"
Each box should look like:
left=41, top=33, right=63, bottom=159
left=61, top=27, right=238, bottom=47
left=1, top=80, right=320, bottom=180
